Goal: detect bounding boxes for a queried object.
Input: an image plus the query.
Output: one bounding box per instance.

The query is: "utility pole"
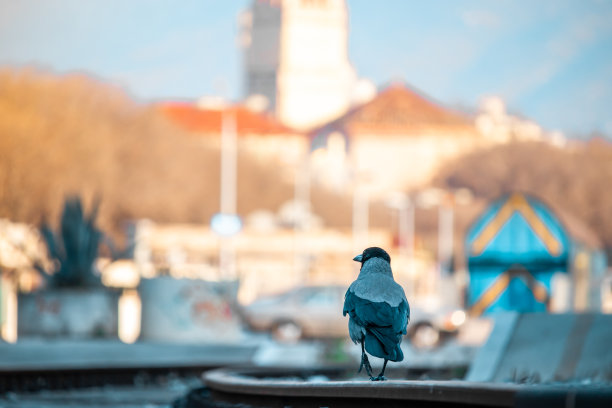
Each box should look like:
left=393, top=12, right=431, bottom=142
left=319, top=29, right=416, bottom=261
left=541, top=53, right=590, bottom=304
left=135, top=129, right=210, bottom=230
left=293, top=153, right=311, bottom=284
left=438, top=194, right=454, bottom=276
left=217, top=108, right=238, bottom=281
left=352, top=183, right=369, bottom=253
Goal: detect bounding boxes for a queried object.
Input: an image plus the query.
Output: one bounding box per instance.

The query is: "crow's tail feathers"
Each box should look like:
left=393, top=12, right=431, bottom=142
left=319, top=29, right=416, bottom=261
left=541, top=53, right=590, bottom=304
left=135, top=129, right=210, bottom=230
left=365, top=327, right=404, bottom=362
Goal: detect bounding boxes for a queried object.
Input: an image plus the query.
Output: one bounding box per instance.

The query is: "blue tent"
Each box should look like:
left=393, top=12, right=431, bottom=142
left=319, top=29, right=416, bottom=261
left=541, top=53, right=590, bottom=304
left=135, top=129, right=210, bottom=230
left=465, top=193, right=605, bottom=315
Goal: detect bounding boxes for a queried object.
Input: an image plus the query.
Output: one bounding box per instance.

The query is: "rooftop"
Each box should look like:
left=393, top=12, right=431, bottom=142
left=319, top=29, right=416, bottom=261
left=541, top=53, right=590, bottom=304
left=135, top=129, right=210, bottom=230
left=158, top=102, right=295, bottom=136
left=312, top=83, right=475, bottom=136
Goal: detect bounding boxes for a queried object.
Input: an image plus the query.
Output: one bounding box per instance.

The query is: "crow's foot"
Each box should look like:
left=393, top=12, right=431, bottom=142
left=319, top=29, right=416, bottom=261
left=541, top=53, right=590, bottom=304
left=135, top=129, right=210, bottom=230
left=358, top=354, right=373, bottom=377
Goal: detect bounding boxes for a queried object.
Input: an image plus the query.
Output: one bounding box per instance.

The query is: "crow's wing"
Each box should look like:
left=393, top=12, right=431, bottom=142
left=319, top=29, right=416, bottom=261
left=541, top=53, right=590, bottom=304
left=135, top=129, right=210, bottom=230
left=343, top=289, right=409, bottom=334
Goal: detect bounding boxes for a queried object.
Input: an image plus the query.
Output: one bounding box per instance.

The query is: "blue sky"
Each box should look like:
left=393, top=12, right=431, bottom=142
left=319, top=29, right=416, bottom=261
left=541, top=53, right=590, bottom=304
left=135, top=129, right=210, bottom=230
left=1, top=0, right=611, bottom=137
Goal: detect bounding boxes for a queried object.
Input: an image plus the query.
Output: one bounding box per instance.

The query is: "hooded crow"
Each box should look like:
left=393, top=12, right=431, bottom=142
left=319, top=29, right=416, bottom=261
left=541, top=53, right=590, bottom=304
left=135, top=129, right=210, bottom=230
left=343, top=247, right=410, bottom=381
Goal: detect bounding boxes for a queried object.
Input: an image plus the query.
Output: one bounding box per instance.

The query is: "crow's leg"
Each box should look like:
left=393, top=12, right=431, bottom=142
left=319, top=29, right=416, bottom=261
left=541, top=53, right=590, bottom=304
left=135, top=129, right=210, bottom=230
left=358, top=338, right=373, bottom=378
left=371, top=359, right=388, bottom=381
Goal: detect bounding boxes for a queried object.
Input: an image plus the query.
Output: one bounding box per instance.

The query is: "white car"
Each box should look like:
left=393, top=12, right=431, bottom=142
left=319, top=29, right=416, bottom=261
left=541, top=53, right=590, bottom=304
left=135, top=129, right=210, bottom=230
left=241, top=285, right=466, bottom=347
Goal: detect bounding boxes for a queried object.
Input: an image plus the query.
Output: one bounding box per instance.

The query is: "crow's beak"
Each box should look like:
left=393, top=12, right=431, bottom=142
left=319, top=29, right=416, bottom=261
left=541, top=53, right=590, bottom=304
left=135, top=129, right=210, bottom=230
left=353, top=254, right=363, bottom=262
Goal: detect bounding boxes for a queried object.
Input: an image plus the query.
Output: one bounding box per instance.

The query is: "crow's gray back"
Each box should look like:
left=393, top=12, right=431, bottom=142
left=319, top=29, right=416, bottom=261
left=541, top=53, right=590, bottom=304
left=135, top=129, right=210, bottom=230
left=349, top=257, right=407, bottom=307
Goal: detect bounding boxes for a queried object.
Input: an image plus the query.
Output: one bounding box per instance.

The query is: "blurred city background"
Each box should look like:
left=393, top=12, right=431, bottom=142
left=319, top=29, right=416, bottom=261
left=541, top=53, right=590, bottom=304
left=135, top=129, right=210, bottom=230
left=1, top=0, right=612, bottom=405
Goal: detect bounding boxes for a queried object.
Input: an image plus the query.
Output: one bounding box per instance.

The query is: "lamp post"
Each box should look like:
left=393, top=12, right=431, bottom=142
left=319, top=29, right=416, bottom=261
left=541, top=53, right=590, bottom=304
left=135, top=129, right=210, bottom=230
left=385, top=192, right=414, bottom=259
left=415, top=188, right=454, bottom=275
left=352, top=182, right=369, bottom=253
left=212, top=108, right=241, bottom=281
left=385, top=192, right=415, bottom=298
left=438, top=194, right=454, bottom=276
left=220, top=109, right=237, bottom=217
left=293, top=152, right=311, bottom=283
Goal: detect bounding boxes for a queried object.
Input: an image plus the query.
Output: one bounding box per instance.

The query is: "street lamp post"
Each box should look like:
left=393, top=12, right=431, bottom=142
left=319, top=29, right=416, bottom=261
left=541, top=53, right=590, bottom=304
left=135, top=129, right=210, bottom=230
left=352, top=183, right=369, bottom=253
left=293, top=153, right=311, bottom=283
left=214, top=108, right=240, bottom=281
left=386, top=192, right=415, bottom=298
left=438, top=194, right=454, bottom=276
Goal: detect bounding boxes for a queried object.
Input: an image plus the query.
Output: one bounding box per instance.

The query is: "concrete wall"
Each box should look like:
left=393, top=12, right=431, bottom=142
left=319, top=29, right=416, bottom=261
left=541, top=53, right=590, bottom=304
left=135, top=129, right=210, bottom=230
left=18, top=288, right=119, bottom=339
left=139, top=277, right=243, bottom=343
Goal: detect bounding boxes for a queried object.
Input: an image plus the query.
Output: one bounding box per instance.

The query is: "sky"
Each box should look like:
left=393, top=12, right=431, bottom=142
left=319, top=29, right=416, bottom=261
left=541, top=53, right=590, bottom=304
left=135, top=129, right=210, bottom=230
left=1, top=0, right=611, bottom=137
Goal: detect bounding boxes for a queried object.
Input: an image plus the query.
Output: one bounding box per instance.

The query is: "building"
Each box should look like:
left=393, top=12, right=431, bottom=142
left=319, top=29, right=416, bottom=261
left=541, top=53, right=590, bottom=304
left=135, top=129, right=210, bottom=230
left=159, top=100, right=308, bottom=172
left=475, top=96, right=567, bottom=147
left=240, top=0, right=357, bottom=130
left=131, top=219, right=394, bottom=304
left=309, top=83, right=484, bottom=196
left=465, top=192, right=607, bottom=315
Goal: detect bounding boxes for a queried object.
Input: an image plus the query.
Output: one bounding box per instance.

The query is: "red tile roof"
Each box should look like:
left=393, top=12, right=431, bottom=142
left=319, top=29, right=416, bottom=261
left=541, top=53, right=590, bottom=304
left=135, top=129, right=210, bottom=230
left=158, top=102, right=294, bottom=135
left=312, top=83, right=475, bottom=136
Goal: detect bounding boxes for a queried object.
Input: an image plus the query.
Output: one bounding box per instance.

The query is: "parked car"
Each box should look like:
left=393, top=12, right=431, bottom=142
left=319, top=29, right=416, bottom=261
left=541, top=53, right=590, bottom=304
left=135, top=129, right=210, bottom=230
left=241, top=285, right=466, bottom=347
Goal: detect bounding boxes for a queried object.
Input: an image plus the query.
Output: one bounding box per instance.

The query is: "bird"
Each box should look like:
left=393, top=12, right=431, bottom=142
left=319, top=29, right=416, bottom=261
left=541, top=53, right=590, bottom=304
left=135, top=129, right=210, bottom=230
left=343, top=247, right=410, bottom=381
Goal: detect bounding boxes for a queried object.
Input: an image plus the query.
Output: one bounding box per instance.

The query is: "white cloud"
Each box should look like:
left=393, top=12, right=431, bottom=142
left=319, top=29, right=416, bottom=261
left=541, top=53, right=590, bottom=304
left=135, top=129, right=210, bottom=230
left=461, top=10, right=500, bottom=28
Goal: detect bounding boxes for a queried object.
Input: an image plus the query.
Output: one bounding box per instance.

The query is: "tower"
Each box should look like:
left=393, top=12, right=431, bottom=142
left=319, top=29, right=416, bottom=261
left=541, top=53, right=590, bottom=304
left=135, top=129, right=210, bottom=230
left=241, top=0, right=356, bottom=130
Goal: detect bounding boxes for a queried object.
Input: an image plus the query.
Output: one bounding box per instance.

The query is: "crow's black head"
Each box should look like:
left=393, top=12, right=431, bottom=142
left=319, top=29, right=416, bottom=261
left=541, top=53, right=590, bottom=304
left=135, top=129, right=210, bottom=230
left=353, top=247, right=391, bottom=265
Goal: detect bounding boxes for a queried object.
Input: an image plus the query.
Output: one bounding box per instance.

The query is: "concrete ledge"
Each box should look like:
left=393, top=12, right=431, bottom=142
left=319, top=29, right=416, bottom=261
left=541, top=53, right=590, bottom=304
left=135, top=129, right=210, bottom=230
left=466, top=313, right=612, bottom=383
left=467, top=312, right=519, bottom=382
left=0, top=340, right=256, bottom=372
left=204, top=367, right=612, bottom=408
left=204, top=367, right=519, bottom=407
